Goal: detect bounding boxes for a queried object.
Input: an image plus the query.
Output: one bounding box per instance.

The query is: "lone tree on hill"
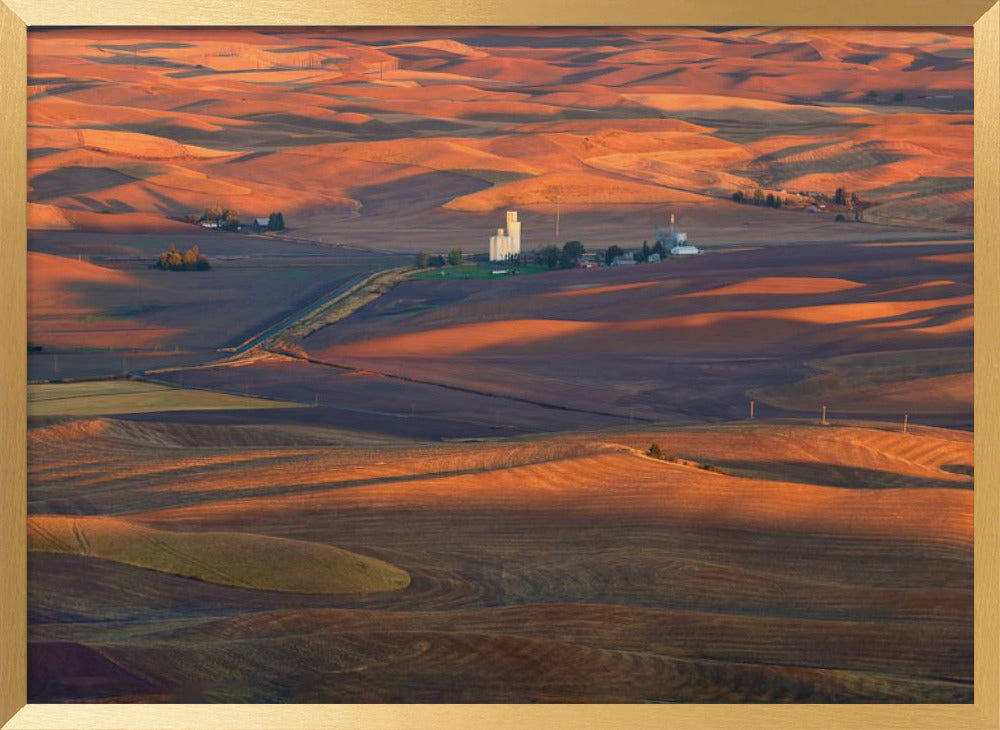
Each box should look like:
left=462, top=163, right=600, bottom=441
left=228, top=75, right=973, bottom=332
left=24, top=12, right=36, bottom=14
left=647, top=443, right=663, bottom=459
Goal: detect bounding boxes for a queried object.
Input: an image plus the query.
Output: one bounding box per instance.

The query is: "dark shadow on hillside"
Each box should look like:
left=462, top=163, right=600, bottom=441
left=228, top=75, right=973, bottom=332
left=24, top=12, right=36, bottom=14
left=28, top=641, right=157, bottom=702
left=709, top=460, right=973, bottom=490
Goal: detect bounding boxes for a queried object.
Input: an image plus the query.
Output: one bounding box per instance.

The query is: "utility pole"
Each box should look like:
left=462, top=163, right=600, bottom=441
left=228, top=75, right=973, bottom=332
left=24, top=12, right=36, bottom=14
left=903, top=412, right=909, bottom=434
left=821, top=405, right=828, bottom=426
left=749, top=400, right=755, bottom=420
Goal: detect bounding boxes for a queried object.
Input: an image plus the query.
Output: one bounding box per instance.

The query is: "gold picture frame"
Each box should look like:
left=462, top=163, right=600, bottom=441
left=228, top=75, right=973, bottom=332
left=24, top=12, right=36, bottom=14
left=1, top=2, right=997, bottom=727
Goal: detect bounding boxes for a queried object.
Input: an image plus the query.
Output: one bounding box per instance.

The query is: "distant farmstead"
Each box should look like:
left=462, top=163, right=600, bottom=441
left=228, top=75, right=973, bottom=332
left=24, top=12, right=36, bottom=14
left=657, top=214, right=700, bottom=256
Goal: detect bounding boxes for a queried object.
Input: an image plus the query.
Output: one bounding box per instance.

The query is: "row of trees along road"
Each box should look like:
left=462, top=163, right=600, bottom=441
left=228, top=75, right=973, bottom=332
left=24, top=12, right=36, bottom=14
left=415, top=249, right=463, bottom=268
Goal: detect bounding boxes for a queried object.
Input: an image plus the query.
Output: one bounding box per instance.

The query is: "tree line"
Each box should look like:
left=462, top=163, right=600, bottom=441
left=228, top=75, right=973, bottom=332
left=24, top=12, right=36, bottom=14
left=534, top=240, right=585, bottom=269
left=731, top=186, right=864, bottom=213
left=415, top=249, right=463, bottom=268
left=731, top=189, right=785, bottom=208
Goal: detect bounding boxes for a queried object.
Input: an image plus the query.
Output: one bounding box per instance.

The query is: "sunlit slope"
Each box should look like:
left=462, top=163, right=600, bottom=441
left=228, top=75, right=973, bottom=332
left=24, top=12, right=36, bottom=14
left=28, top=380, right=303, bottom=417
left=300, top=242, right=971, bottom=424
left=28, top=514, right=410, bottom=594
left=27, top=27, right=971, bottom=233
left=27, top=414, right=972, bottom=702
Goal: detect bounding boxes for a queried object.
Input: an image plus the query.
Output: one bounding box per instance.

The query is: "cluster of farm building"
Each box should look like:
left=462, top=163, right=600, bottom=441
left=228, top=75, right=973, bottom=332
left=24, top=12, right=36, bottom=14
left=486, top=210, right=699, bottom=268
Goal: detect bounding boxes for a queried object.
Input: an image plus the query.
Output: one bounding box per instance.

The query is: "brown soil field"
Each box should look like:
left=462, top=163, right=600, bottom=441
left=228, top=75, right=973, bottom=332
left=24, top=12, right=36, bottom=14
left=300, top=240, right=972, bottom=429
left=26, top=232, right=397, bottom=381
left=28, top=252, right=180, bottom=350
left=28, top=418, right=972, bottom=702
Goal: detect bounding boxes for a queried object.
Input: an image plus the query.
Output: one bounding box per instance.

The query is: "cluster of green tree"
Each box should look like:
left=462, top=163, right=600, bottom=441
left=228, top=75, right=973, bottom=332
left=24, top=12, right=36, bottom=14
left=535, top=240, right=585, bottom=270
left=267, top=212, right=285, bottom=231
left=635, top=240, right=666, bottom=262
left=731, top=189, right=785, bottom=208
left=602, top=245, right=624, bottom=265
left=833, top=187, right=865, bottom=222
left=202, top=205, right=240, bottom=230
left=415, top=249, right=463, bottom=268
left=833, top=187, right=861, bottom=208
left=156, top=243, right=210, bottom=271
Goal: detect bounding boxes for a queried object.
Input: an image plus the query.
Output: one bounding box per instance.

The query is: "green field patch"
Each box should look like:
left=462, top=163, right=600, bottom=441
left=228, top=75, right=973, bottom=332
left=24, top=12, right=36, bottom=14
left=28, top=380, right=304, bottom=417
left=29, top=515, right=410, bottom=595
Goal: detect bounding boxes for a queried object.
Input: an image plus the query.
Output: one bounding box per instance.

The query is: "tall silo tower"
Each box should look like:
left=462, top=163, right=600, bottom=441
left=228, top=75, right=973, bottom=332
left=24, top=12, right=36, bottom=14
left=506, top=211, right=521, bottom=257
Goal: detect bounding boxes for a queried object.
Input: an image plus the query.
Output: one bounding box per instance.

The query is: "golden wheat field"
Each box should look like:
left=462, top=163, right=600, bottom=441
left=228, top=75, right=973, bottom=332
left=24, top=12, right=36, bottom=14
left=26, top=26, right=972, bottom=704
